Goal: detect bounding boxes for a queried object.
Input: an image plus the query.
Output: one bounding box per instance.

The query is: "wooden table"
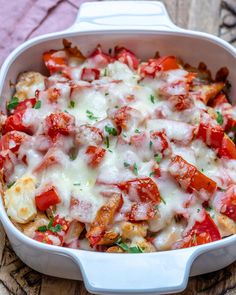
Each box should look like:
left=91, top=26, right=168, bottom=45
left=1, top=0, right=236, bottom=294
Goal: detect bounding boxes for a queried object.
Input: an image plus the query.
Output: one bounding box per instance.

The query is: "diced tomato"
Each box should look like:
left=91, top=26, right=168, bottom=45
left=174, top=212, right=221, bottom=249
left=113, top=106, right=141, bottom=131
left=130, top=133, right=147, bottom=149
left=52, top=215, right=70, bottom=232
left=35, top=187, right=61, bottom=211
left=13, top=98, right=36, bottom=114
left=47, top=88, right=61, bottom=103
left=151, top=163, right=161, bottom=178
left=45, top=112, right=75, bottom=139
left=150, top=131, right=169, bottom=153
left=34, top=231, right=53, bottom=245
left=2, top=110, right=33, bottom=135
left=43, top=50, right=68, bottom=74
left=197, top=122, right=224, bottom=149
left=127, top=202, right=156, bottom=221
left=86, top=193, right=123, bottom=247
left=169, top=155, right=217, bottom=197
left=218, top=135, right=236, bottom=160
left=117, top=177, right=161, bottom=204
left=140, top=56, right=180, bottom=78
left=81, top=68, right=100, bottom=82
left=75, top=125, right=103, bottom=146
left=114, top=46, right=139, bottom=70
left=0, top=131, right=27, bottom=153
left=89, top=46, right=113, bottom=68
left=33, top=148, right=60, bottom=173
left=225, top=117, right=236, bottom=132
left=85, top=145, right=106, bottom=168
left=210, top=93, right=228, bottom=107
left=192, top=82, right=225, bottom=104
left=219, top=185, right=236, bottom=221
left=169, top=95, right=192, bottom=111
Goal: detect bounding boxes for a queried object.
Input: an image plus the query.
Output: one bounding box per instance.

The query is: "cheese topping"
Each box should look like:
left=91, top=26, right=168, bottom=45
left=2, top=43, right=236, bottom=252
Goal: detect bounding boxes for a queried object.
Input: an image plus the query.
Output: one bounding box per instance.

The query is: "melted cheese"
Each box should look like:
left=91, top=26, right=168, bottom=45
left=5, top=49, right=234, bottom=251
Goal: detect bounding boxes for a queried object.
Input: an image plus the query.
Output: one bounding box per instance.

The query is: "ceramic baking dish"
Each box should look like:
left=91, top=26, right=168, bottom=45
left=1, top=1, right=236, bottom=294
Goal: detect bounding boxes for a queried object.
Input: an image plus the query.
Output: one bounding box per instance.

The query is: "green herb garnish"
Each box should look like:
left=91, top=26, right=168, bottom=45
left=73, top=183, right=81, bottom=186
left=193, top=232, right=197, bottom=244
left=154, top=153, right=162, bottom=164
left=7, top=97, right=19, bottom=111
left=135, top=129, right=141, bottom=134
left=105, top=136, right=110, bottom=148
left=216, top=111, right=223, bottom=125
left=7, top=181, right=15, bottom=189
left=219, top=187, right=226, bottom=192
left=50, top=224, right=62, bottom=233
left=69, top=100, right=75, bottom=108
left=105, top=125, right=118, bottom=136
left=150, top=95, right=155, bottom=104
left=160, top=195, right=166, bottom=205
left=124, top=162, right=130, bottom=168
left=149, top=171, right=155, bottom=177
left=149, top=141, right=153, bottom=150
left=86, top=110, right=99, bottom=121
left=34, top=100, right=41, bottom=109
left=133, top=163, right=138, bottom=176
left=38, top=226, right=47, bottom=232
left=116, top=238, right=143, bottom=253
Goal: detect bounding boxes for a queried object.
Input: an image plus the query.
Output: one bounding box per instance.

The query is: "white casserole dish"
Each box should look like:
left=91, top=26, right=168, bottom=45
left=1, top=1, right=236, bottom=294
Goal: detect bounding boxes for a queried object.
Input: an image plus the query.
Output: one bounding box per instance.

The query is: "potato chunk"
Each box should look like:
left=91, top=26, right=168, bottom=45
left=4, top=175, right=37, bottom=223
left=14, top=71, right=45, bottom=100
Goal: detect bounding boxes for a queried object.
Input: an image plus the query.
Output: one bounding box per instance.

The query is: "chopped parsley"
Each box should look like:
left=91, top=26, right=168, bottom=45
left=160, top=195, right=166, bottom=205
left=38, top=217, right=62, bottom=233
left=206, top=205, right=212, bottom=212
left=73, top=183, right=81, bottom=186
left=69, top=153, right=77, bottom=161
left=149, top=141, right=153, bottom=150
left=124, top=162, right=130, bottom=168
left=105, top=136, right=110, bottom=148
left=116, top=238, right=143, bottom=253
left=201, top=168, right=204, bottom=172
left=34, top=100, right=41, bottom=109
left=7, top=97, right=19, bottom=111
left=86, top=110, right=99, bottom=121
left=38, top=226, right=47, bottom=232
left=149, top=171, right=155, bottom=177
left=69, top=100, right=75, bottom=108
left=105, top=92, right=109, bottom=96
left=7, top=181, right=15, bottom=189
left=105, top=125, right=118, bottom=136
left=197, top=208, right=200, bottom=213
left=154, top=153, right=162, bottom=164
left=193, top=232, right=197, bottom=244
left=133, top=163, right=138, bottom=175
left=216, top=111, right=223, bottom=125
left=135, top=129, right=141, bottom=134
left=219, top=187, right=226, bottom=192
left=150, top=94, right=155, bottom=104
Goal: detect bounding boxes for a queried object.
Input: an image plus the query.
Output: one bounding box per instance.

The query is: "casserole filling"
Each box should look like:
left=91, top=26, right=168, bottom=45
left=2, top=40, right=236, bottom=252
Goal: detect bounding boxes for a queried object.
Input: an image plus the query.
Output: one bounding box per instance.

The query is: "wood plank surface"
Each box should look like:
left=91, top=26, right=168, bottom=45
left=1, top=0, right=236, bottom=294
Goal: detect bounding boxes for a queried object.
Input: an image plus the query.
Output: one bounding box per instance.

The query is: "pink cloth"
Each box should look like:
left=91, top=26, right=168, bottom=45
left=0, top=0, right=88, bottom=66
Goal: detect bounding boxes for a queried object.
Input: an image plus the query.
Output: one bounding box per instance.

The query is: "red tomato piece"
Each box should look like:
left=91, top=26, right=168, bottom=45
left=114, top=46, right=139, bottom=70
left=169, top=155, right=217, bottom=196
left=113, top=106, right=139, bottom=131
left=81, top=68, right=100, bottom=82
left=43, top=50, right=68, bottom=74
left=192, top=83, right=225, bottom=104
left=85, top=145, right=106, bottom=168
left=197, top=122, right=224, bottom=149
left=13, top=98, right=36, bottom=114
left=0, top=131, right=27, bottom=153
left=117, top=177, right=161, bottom=204
left=175, top=212, right=221, bottom=249
left=52, top=214, right=70, bottom=232
left=218, top=135, right=236, bottom=160
left=2, top=110, right=33, bottom=135
left=150, top=131, right=169, bottom=153
left=34, top=231, right=53, bottom=245
left=45, top=112, right=75, bottom=139
left=169, top=95, right=192, bottom=111
left=75, top=125, right=103, bottom=146
left=35, top=187, right=61, bottom=211
left=140, top=56, right=180, bottom=78
left=127, top=202, right=156, bottom=221
left=89, top=46, right=113, bottom=68
left=219, top=185, right=236, bottom=221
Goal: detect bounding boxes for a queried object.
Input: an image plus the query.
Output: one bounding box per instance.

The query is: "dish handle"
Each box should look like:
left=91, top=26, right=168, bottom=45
left=68, top=1, right=181, bottom=32
left=69, top=248, right=197, bottom=294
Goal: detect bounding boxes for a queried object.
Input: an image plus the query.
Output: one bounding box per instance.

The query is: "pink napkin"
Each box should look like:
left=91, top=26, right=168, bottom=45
left=0, top=0, right=88, bottom=66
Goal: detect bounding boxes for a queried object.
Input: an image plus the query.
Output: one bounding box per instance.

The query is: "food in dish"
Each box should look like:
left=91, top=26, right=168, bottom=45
left=2, top=40, right=236, bottom=253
